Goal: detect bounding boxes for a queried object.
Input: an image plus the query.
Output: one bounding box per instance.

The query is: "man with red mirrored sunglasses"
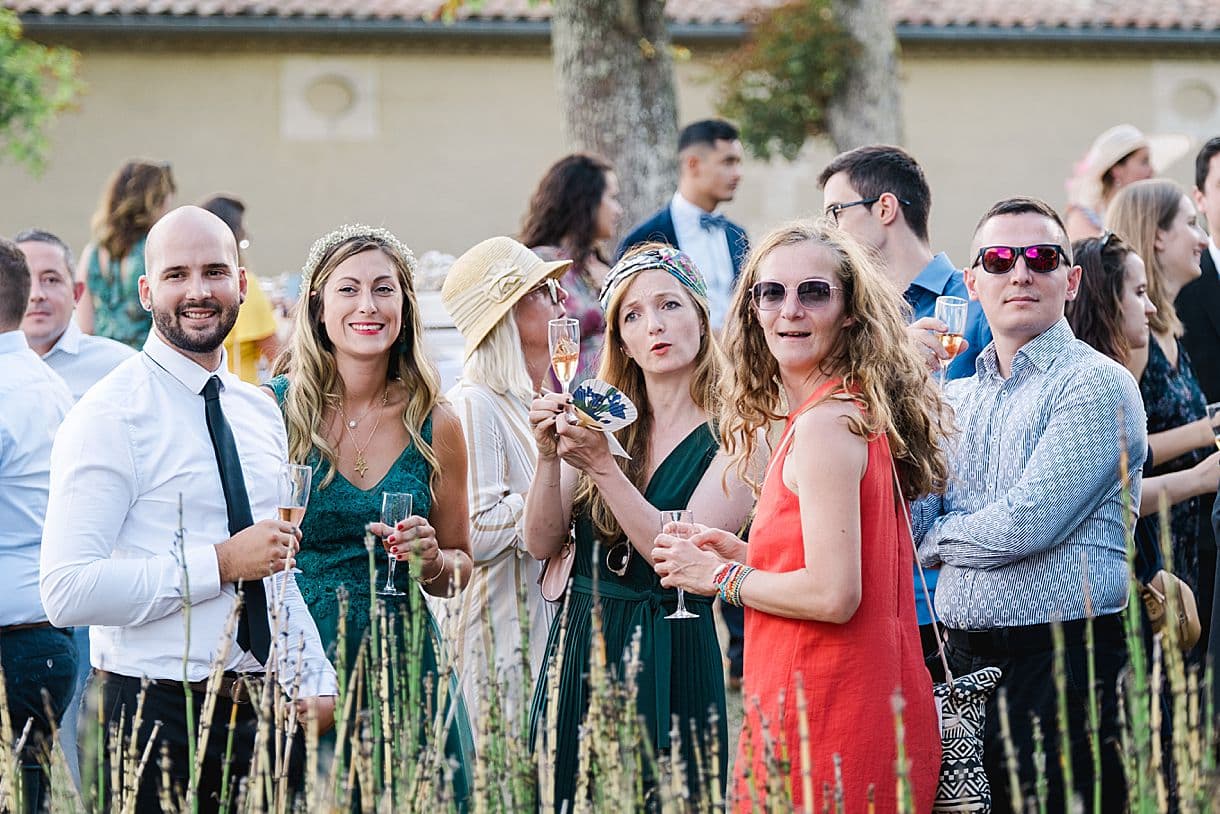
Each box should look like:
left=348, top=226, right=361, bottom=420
left=912, top=197, right=1145, bottom=813
left=818, top=145, right=992, bottom=661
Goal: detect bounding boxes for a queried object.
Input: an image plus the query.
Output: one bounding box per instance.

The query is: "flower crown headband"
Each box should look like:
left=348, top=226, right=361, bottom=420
left=598, top=245, right=708, bottom=311
left=301, top=224, right=418, bottom=292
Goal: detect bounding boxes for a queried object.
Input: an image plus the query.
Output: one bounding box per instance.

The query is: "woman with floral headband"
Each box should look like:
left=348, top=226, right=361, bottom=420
left=264, top=224, right=474, bottom=801
left=524, top=243, right=757, bottom=807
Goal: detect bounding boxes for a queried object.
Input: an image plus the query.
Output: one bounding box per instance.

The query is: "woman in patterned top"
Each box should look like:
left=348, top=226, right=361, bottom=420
left=1108, top=180, right=1213, bottom=659
left=78, top=159, right=176, bottom=348
left=520, top=153, right=623, bottom=384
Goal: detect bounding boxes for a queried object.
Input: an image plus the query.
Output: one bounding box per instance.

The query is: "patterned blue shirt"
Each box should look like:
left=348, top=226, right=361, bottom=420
left=906, top=252, right=992, bottom=624
left=913, top=318, right=1146, bottom=628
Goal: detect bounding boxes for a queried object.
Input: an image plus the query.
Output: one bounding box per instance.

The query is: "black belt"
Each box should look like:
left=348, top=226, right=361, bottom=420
left=946, top=613, right=1124, bottom=657
left=0, top=621, right=65, bottom=634
left=95, top=669, right=264, bottom=705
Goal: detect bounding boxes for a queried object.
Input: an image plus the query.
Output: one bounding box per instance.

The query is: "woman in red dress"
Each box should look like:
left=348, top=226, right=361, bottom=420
left=654, top=219, right=950, bottom=812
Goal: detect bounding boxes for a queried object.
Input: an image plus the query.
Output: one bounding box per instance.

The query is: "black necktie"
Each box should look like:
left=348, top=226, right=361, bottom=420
left=202, top=375, right=270, bottom=664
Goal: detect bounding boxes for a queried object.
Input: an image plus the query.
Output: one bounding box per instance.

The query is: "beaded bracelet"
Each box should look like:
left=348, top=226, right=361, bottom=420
left=712, top=561, right=754, bottom=607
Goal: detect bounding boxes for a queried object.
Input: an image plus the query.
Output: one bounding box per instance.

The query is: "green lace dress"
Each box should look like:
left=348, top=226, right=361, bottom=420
left=266, top=376, right=472, bottom=803
left=529, top=424, right=728, bottom=809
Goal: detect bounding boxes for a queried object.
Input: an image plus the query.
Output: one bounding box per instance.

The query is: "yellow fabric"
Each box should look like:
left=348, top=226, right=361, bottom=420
left=224, top=273, right=279, bottom=384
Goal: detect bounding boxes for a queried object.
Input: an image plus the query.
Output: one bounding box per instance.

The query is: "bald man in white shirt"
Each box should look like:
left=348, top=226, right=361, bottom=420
left=40, top=206, right=336, bottom=810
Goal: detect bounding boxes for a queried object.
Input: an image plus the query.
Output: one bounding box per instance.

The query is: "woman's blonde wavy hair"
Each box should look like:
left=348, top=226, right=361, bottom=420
left=572, top=243, right=723, bottom=541
left=91, top=159, right=176, bottom=272
left=1105, top=178, right=1190, bottom=338
left=719, top=219, right=951, bottom=501
left=274, top=235, right=442, bottom=493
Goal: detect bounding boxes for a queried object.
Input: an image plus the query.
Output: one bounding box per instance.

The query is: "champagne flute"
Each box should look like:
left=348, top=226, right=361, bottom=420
left=278, top=463, right=311, bottom=575
left=661, top=509, right=699, bottom=620
left=933, top=295, right=969, bottom=386
left=378, top=492, right=413, bottom=597
left=549, top=317, right=580, bottom=424
left=1208, top=402, right=1220, bottom=451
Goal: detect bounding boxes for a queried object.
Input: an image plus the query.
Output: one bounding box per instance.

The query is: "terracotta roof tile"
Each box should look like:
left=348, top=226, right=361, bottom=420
left=5, top=0, right=1218, bottom=31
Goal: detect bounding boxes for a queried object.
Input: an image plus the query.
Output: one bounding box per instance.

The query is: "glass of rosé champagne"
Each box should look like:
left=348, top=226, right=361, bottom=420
left=934, top=296, right=968, bottom=386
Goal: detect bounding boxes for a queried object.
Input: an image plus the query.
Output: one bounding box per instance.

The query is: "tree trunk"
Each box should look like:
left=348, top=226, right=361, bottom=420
left=551, top=0, right=679, bottom=240
left=825, top=0, right=903, bottom=151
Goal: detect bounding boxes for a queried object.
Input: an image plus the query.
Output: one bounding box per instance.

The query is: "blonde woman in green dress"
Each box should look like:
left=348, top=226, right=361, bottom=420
left=264, top=224, right=474, bottom=803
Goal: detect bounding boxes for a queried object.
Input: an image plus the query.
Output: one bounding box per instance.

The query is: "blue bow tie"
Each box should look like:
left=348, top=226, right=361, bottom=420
left=699, top=211, right=729, bottom=231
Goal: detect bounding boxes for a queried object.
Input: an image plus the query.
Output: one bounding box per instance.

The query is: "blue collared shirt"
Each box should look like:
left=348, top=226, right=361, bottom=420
left=0, top=330, right=74, bottom=626
left=912, top=319, right=1146, bottom=629
left=40, top=319, right=135, bottom=401
left=906, top=253, right=991, bottom=381
left=906, top=253, right=992, bottom=623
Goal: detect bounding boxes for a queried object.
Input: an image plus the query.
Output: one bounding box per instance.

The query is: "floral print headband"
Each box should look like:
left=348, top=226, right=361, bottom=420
left=598, top=245, right=708, bottom=311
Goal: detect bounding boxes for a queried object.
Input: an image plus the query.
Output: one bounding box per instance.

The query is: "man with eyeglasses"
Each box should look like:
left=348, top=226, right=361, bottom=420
left=818, top=145, right=991, bottom=657
left=912, top=197, right=1144, bottom=813
left=818, top=145, right=991, bottom=381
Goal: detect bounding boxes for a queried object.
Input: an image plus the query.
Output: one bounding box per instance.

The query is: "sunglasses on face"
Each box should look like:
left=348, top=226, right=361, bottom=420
left=972, top=244, right=1070, bottom=274
left=528, top=278, right=561, bottom=304
left=750, top=279, right=842, bottom=310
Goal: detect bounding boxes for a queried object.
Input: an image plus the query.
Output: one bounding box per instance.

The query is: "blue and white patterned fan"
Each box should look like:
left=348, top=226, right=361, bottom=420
left=570, top=379, right=637, bottom=458
left=571, top=379, right=638, bottom=432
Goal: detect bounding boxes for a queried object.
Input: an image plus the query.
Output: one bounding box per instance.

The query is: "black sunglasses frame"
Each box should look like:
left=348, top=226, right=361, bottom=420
left=750, top=279, right=843, bottom=311
left=825, top=194, right=913, bottom=225
left=972, top=244, right=1071, bottom=275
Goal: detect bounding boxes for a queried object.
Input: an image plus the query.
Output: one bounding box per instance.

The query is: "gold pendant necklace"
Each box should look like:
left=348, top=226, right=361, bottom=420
left=338, top=386, right=389, bottom=479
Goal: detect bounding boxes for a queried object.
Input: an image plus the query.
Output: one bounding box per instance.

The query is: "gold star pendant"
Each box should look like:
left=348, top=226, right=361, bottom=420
left=353, top=453, right=369, bottom=478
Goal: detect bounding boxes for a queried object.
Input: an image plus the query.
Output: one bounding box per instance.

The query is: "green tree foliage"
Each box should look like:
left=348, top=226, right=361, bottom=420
left=0, top=9, right=81, bottom=173
left=717, top=0, right=857, bottom=161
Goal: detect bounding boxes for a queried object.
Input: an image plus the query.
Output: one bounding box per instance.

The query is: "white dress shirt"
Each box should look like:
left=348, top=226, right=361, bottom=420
left=0, top=330, right=73, bottom=627
left=40, top=318, right=135, bottom=401
left=670, top=192, right=735, bottom=329
left=1210, top=237, right=1220, bottom=275
left=40, top=331, right=337, bottom=697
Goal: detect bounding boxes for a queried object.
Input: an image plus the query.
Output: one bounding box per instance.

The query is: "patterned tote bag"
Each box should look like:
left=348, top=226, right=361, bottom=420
left=892, top=460, right=1002, bottom=814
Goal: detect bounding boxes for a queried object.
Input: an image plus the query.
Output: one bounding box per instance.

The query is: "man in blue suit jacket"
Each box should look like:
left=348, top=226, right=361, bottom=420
left=618, top=119, right=748, bottom=331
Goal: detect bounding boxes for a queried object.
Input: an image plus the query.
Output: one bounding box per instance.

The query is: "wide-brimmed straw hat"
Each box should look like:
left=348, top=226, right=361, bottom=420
left=442, top=236, right=572, bottom=360
left=1069, top=124, right=1192, bottom=207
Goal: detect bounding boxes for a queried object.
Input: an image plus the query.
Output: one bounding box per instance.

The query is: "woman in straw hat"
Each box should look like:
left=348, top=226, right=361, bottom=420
left=652, top=220, right=946, bottom=812
left=1065, top=124, right=1156, bottom=242
left=524, top=243, right=757, bottom=808
left=437, top=236, right=570, bottom=746
left=264, top=224, right=474, bottom=800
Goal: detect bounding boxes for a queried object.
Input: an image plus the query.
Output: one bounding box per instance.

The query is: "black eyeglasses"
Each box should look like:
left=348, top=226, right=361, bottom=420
left=825, top=195, right=912, bottom=225
left=527, top=278, right=561, bottom=304
left=973, top=244, right=1070, bottom=275
left=750, top=279, right=842, bottom=310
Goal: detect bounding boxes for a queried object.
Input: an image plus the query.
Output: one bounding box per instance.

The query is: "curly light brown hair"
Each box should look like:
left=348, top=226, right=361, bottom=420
left=90, top=159, right=176, bottom=269
left=718, top=219, right=951, bottom=500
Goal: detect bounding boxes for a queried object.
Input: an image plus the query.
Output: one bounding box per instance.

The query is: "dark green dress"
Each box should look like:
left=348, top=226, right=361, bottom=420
left=266, top=376, right=473, bottom=805
left=529, top=424, right=728, bottom=808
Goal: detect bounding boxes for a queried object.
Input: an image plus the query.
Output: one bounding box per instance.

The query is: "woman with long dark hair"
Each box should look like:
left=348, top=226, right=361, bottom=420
left=520, top=153, right=623, bottom=383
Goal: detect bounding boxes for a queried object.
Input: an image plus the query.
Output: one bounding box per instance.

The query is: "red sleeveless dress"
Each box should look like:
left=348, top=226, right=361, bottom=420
left=734, top=384, right=940, bottom=812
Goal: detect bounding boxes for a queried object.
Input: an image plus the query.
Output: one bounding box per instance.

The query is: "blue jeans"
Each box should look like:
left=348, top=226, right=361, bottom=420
left=0, top=625, right=77, bottom=814
left=57, top=626, right=91, bottom=790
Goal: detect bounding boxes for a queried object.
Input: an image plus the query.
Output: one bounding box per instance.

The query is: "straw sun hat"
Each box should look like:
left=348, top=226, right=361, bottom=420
left=441, top=236, right=572, bottom=360
left=1070, top=124, right=1192, bottom=207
